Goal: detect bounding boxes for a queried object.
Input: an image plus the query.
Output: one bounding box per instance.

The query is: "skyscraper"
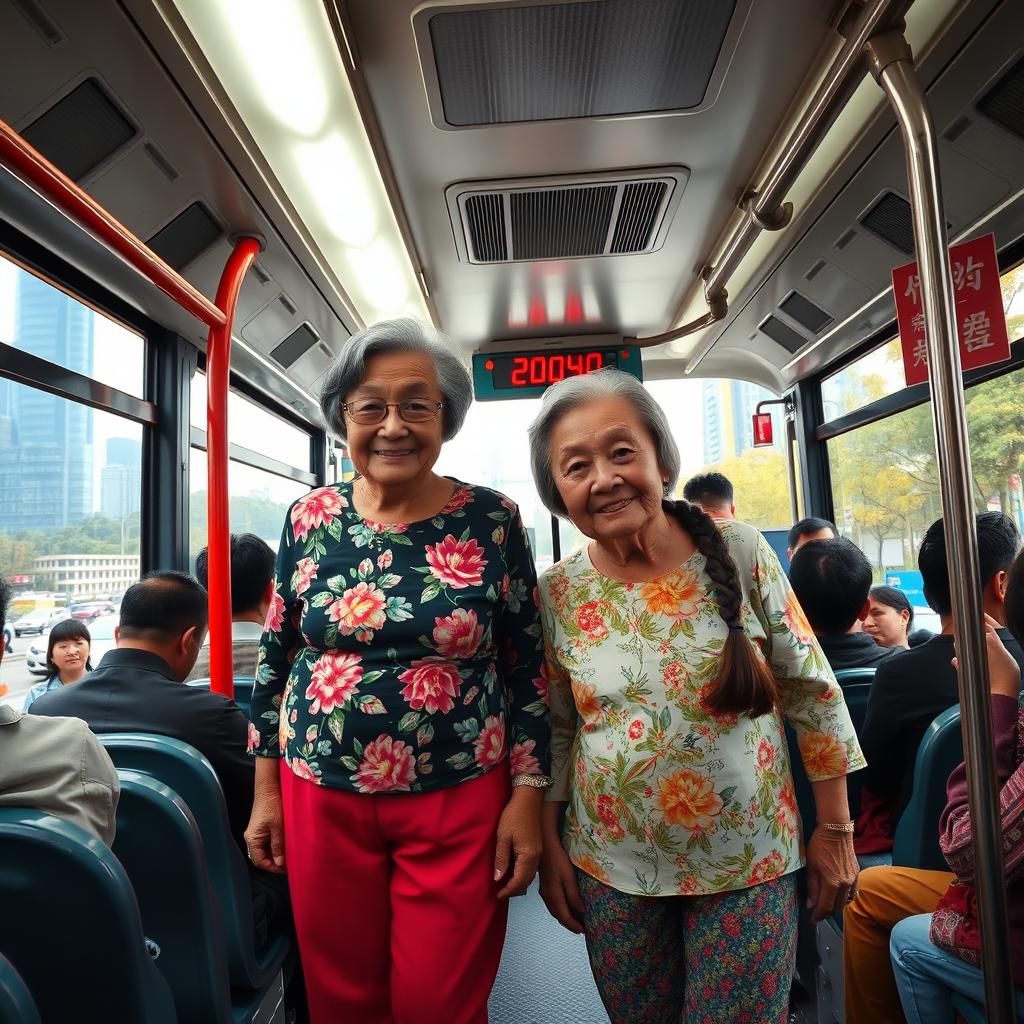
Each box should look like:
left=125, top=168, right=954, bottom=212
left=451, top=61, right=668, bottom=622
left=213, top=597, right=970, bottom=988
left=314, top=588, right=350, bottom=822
left=0, top=271, right=94, bottom=532
left=701, top=379, right=781, bottom=466
left=100, top=436, right=142, bottom=520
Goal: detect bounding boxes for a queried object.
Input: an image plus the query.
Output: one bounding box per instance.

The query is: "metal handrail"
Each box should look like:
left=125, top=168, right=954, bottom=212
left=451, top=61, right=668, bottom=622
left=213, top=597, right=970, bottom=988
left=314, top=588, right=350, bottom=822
left=0, top=118, right=225, bottom=330
left=0, top=116, right=260, bottom=701
left=867, top=30, right=1016, bottom=1023
left=627, top=0, right=909, bottom=358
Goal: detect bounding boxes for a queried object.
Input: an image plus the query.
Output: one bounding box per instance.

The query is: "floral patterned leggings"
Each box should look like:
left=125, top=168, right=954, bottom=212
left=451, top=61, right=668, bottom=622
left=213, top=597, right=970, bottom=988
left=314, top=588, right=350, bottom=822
left=576, top=870, right=798, bottom=1024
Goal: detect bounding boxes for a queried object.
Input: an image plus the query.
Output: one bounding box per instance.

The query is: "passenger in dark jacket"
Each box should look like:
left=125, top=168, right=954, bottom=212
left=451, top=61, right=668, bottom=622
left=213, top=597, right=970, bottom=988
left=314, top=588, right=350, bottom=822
left=859, top=512, right=1023, bottom=833
left=788, top=537, right=898, bottom=673
left=31, top=572, right=296, bottom=951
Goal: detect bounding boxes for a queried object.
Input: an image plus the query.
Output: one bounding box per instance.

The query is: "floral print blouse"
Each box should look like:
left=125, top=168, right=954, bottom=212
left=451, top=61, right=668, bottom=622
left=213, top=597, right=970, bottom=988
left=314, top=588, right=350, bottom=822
left=250, top=479, right=550, bottom=794
left=539, top=517, right=865, bottom=897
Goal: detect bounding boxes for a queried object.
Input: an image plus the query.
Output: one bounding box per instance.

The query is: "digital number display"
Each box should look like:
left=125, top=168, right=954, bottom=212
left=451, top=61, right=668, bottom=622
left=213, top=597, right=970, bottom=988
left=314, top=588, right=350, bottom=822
left=472, top=345, right=642, bottom=401
left=490, top=349, right=619, bottom=388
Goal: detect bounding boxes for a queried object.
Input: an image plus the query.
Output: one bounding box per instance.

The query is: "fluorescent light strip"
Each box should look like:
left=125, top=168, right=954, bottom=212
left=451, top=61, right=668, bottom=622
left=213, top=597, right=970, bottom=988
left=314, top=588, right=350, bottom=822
left=173, top=0, right=427, bottom=328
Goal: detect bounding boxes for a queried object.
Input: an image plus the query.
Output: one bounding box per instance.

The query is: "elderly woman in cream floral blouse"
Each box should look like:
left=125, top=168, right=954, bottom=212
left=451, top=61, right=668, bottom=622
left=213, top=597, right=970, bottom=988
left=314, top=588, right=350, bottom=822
left=529, top=368, right=864, bottom=1024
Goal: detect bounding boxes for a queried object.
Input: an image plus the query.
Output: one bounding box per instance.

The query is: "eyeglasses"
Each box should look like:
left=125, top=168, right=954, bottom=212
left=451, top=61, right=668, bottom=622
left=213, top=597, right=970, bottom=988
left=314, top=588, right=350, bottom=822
left=342, top=398, right=444, bottom=425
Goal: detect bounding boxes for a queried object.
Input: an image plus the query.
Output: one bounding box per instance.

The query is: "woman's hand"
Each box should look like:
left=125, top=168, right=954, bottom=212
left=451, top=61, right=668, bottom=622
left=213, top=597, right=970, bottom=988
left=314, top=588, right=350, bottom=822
left=538, top=839, right=585, bottom=933
left=805, top=827, right=858, bottom=923
left=494, top=786, right=543, bottom=898
left=245, top=759, right=286, bottom=874
left=953, top=614, right=1021, bottom=700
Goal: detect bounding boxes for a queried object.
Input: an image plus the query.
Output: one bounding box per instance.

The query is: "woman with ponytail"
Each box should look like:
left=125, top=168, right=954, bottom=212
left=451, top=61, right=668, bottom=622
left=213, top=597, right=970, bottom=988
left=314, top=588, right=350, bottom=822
left=528, top=369, right=864, bottom=1024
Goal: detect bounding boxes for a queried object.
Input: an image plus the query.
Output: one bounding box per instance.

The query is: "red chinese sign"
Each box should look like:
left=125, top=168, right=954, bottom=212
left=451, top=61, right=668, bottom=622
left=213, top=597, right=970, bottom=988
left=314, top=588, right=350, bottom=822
left=752, top=413, right=774, bottom=447
left=892, top=233, right=1010, bottom=387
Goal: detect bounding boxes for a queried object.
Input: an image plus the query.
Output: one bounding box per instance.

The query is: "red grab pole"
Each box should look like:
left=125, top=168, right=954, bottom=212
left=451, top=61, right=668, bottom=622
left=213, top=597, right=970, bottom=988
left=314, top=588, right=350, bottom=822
left=0, top=117, right=226, bottom=330
left=207, top=238, right=261, bottom=698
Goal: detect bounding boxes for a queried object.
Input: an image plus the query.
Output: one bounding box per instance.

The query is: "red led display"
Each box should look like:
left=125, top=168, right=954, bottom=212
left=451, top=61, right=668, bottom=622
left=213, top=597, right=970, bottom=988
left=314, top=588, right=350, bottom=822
left=489, top=349, right=618, bottom=388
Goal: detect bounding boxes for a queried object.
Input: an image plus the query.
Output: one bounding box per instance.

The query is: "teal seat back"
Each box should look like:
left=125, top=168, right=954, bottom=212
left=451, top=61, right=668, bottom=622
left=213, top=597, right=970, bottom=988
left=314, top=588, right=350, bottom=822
left=0, top=954, right=40, bottom=1024
left=893, top=705, right=963, bottom=871
left=785, top=682, right=872, bottom=836
left=0, top=809, right=176, bottom=1023
left=114, top=770, right=234, bottom=1024
left=187, top=677, right=255, bottom=719
left=99, top=733, right=288, bottom=990
left=834, top=668, right=878, bottom=687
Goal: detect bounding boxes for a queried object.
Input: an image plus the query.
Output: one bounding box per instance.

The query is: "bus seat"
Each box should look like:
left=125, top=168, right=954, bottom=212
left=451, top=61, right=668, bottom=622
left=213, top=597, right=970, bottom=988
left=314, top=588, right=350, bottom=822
left=833, top=667, right=877, bottom=688
left=0, top=809, right=176, bottom=1024
left=892, top=705, right=963, bottom=872
left=0, top=954, right=41, bottom=1024
left=99, top=733, right=290, bottom=992
left=952, top=992, right=986, bottom=1024
left=113, top=770, right=236, bottom=1023
left=187, top=676, right=255, bottom=718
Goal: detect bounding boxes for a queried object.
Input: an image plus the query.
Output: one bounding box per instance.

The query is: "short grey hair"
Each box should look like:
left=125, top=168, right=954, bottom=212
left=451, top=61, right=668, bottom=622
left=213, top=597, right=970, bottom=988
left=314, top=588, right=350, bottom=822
left=528, top=369, right=681, bottom=517
left=319, top=318, right=472, bottom=442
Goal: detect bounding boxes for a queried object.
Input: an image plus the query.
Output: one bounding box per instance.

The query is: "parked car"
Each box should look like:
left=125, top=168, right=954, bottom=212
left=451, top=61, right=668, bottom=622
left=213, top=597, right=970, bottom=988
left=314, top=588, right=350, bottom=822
left=26, top=612, right=117, bottom=676
left=70, top=602, right=113, bottom=622
left=13, top=608, right=71, bottom=637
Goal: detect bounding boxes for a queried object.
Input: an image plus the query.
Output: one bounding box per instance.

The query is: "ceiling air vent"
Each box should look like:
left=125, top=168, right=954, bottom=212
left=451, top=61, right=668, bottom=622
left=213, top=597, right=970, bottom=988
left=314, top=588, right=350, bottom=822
left=21, top=78, right=136, bottom=181
left=147, top=202, right=222, bottom=271
left=779, top=291, right=833, bottom=334
left=758, top=315, right=807, bottom=355
left=450, top=170, right=685, bottom=264
left=976, top=55, right=1024, bottom=141
left=420, top=0, right=738, bottom=127
left=271, top=323, right=320, bottom=369
left=859, top=191, right=915, bottom=255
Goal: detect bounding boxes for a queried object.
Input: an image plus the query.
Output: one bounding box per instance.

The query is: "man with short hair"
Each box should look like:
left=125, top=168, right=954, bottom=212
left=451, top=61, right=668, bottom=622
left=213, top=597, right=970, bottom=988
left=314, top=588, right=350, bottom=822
left=682, top=471, right=735, bottom=520
left=787, top=516, right=837, bottom=559
left=0, top=577, right=119, bottom=845
left=188, top=533, right=276, bottom=682
left=789, top=538, right=898, bottom=672
left=31, top=570, right=254, bottom=849
left=860, top=511, right=1024, bottom=829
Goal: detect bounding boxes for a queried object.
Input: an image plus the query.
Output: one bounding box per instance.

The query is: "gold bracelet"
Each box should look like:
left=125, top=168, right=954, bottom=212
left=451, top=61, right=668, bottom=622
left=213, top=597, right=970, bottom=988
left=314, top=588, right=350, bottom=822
left=819, top=821, right=855, bottom=834
left=512, top=773, right=552, bottom=789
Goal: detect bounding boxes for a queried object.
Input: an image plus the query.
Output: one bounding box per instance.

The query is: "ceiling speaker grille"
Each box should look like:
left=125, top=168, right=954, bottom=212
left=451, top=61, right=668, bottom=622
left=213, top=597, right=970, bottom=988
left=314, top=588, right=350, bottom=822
left=759, top=315, right=807, bottom=355
left=147, top=202, right=222, bottom=271
left=610, top=181, right=668, bottom=254
left=458, top=175, right=679, bottom=263
left=859, top=191, right=915, bottom=255
left=977, top=56, right=1024, bottom=141
left=465, top=193, right=507, bottom=262
left=779, top=291, right=833, bottom=334
left=511, top=186, right=616, bottom=260
left=427, top=0, right=736, bottom=126
left=22, top=78, right=136, bottom=181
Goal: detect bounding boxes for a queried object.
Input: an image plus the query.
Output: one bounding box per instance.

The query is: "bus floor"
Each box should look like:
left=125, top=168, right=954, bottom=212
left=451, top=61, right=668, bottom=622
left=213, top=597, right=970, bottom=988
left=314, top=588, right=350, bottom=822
left=488, top=879, right=819, bottom=1024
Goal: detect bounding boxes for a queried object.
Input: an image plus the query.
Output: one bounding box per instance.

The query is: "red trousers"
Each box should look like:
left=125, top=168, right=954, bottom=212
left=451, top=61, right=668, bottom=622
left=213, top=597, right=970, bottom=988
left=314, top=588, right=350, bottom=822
left=280, top=763, right=511, bottom=1024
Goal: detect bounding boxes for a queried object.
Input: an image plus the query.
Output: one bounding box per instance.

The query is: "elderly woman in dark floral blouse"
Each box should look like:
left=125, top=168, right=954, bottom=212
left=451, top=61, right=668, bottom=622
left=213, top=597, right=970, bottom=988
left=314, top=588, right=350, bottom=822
left=246, top=318, right=550, bottom=1024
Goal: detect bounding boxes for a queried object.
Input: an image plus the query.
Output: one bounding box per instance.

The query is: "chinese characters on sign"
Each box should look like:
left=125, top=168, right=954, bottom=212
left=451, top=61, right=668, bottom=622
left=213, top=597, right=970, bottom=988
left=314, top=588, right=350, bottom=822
left=892, top=233, right=1010, bottom=387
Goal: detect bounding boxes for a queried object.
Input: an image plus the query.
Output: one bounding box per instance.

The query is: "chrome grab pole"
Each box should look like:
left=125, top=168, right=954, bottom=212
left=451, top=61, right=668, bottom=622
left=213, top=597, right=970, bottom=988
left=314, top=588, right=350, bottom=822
left=866, top=32, right=1015, bottom=1022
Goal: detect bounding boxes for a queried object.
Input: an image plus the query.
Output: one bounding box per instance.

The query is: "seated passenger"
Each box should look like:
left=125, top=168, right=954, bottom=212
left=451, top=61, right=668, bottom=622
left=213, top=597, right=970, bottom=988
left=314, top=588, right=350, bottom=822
left=862, top=586, right=913, bottom=650
left=22, top=618, right=93, bottom=711
left=890, top=555, right=1024, bottom=1020
left=681, top=470, right=735, bottom=520
left=789, top=538, right=898, bottom=672
left=787, top=515, right=836, bottom=560
left=846, top=542, right=1024, bottom=1024
left=30, top=571, right=254, bottom=851
left=0, top=578, right=118, bottom=845
left=187, top=532, right=275, bottom=682
left=858, top=512, right=1023, bottom=840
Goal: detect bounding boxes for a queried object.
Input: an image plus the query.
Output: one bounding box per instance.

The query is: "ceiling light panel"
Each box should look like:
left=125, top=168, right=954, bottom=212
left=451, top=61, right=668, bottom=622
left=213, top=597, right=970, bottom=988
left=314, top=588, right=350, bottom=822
left=173, top=0, right=427, bottom=327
